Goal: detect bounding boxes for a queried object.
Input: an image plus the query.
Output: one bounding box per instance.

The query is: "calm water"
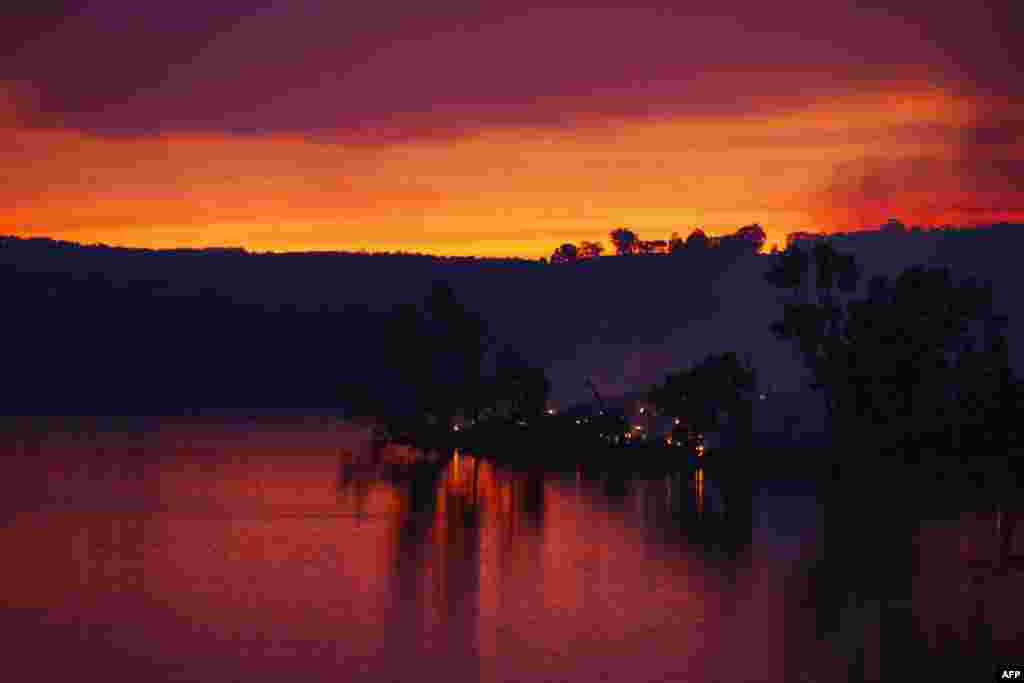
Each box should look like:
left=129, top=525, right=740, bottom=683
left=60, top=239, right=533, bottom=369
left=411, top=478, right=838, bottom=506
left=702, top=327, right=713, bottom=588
left=0, top=419, right=1018, bottom=682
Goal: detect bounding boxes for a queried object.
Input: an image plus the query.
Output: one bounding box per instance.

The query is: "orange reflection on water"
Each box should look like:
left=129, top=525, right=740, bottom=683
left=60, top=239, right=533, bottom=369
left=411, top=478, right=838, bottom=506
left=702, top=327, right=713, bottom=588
left=4, top=421, right=1016, bottom=681
left=696, top=467, right=705, bottom=517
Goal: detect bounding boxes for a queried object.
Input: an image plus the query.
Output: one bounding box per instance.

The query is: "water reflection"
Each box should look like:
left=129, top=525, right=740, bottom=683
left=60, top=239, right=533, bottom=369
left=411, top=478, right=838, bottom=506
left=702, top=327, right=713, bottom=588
left=696, top=467, right=704, bottom=516
left=0, top=420, right=1019, bottom=682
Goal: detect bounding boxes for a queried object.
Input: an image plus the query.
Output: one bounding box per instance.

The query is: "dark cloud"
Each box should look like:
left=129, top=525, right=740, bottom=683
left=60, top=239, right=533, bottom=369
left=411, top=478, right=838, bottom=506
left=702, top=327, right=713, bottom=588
left=2, top=1, right=993, bottom=136
left=0, top=2, right=91, bottom=55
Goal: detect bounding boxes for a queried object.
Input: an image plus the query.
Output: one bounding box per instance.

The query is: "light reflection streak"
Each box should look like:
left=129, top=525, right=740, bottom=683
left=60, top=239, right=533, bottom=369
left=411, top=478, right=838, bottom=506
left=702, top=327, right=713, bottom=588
left=5, top=422, right=1017, bottom=680
left=696, top=468, right=705, bottom=518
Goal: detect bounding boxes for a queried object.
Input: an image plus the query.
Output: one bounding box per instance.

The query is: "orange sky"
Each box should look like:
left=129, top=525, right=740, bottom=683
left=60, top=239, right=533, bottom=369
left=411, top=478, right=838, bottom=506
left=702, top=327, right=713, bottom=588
left=2, top=84, right=1022, bottom=257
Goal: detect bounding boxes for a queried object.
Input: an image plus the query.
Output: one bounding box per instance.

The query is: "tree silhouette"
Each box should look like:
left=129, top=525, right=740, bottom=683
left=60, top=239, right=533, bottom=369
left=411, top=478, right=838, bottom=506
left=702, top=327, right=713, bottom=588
left=733, top=224, right=767, bottom=253
left=881, top=218, right=906, bottom=233
left=417, top=280, right=495, bottom=430
left=579, top=241, right=605, bottom=260
left=764, top=243, right=810, bottom=301
left=714, top=224, right=767, bottom=257
left=843, top=267, right=1012, bottom=455
left=638, top=239, right=668, bottom=254
left=785, top=231, right=822, bottom=249
left=550, top=243, right=579, bottom=264
left=685, top=228, right=709, bottom=250
left=648, top=352, right=757, bottom=437
left=764, top=242, right=860, bottom=432
left=668, top=232, right=685, bottom=254
left=766, top=242, right=1014, bottom=460
left=610, top=228, right=639, bottom=255
left=488, top=347, right=551, bottom=422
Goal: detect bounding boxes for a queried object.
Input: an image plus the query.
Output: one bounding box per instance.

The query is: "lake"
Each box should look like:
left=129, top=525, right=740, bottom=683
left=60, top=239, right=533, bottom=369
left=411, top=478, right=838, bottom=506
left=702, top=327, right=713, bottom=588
left=0, top=418, right=1018, bottom=681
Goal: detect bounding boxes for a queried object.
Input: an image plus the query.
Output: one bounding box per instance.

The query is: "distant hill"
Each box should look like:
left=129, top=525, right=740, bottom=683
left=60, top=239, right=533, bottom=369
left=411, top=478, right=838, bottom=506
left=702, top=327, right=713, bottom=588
left=1, top=223, right=1020, bottom=412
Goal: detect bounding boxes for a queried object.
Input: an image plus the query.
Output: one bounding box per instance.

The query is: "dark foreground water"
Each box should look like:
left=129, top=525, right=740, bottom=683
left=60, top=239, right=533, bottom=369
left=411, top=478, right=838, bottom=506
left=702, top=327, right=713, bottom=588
left=0, top=419, right=1019, bottom=682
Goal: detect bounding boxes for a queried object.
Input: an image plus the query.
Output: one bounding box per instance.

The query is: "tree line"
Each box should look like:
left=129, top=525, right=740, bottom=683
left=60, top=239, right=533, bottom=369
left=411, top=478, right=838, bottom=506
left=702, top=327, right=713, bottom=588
left=549, top=224, right=767, bottom=263
left=549, top=218, right=1004, bottom=264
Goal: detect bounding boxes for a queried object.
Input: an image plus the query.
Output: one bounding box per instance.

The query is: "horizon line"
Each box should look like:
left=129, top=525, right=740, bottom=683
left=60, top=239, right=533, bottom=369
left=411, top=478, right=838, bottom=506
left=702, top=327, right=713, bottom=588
left=3, top=221, right=1019, bottom=261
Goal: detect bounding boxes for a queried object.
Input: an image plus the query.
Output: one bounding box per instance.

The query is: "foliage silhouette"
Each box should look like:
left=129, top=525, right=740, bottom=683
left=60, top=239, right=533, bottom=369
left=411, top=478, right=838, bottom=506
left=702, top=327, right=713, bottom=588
left=578, top=241, right=605, bottom=260
left=404, top=279, right=494, bottom=432
left=485, top=346, right=551, bottom=422
left=785, top=231, right=823, bottom=249
left=881, top=217, right=907, bottom=233
left=550, top=243, right=579, bottom=264
left=733, top=223, right=767, bottom=253
left=764, top=240, right=1016, bottom=462
left=648, top=352, right=757, bottom=440
left=610, top=227, right=639, bottom=255
left=1, top=223, right=1021, bottom=430
left=668, top=232, right=685, bottom=254
left=685, top=228, right=710, bottom=250
left=638, top=239, right=668, bottom=254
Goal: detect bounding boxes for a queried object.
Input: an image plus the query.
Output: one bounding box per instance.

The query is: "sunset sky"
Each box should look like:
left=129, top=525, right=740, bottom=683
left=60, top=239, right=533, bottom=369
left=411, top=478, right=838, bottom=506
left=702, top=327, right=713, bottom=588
left=3, top=1, right=1021, bottom=257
